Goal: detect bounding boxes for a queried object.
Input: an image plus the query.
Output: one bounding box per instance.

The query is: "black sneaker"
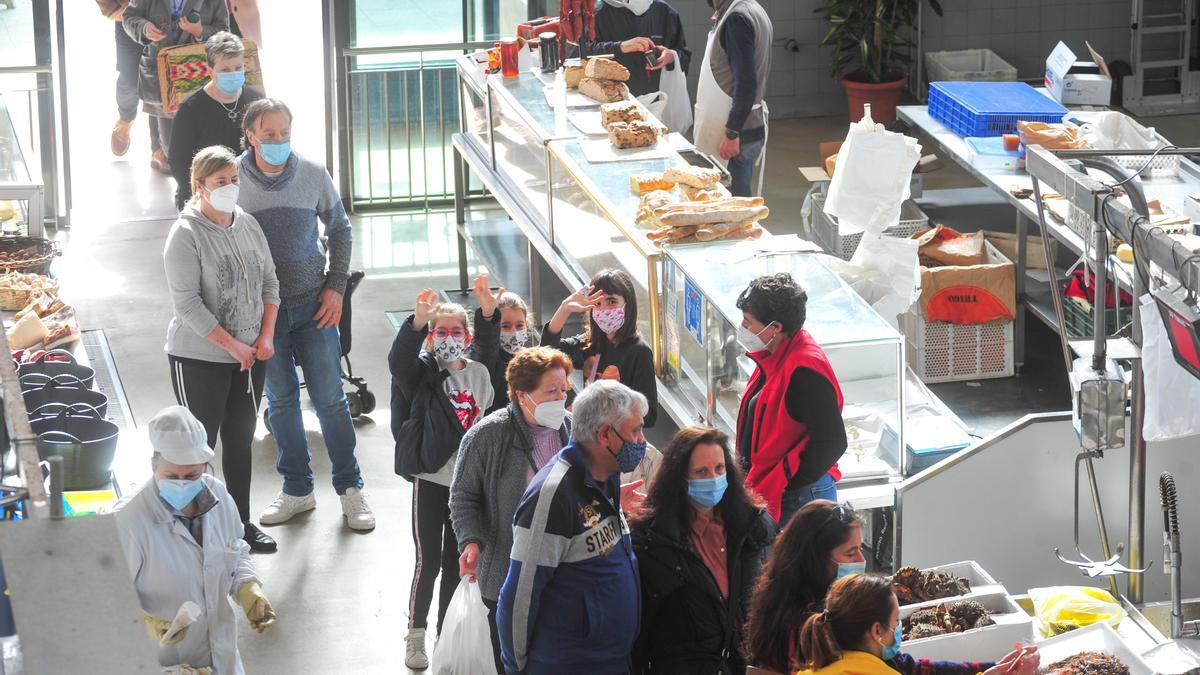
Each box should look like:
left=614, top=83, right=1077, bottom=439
left=244, top=522, right=278, bottom=553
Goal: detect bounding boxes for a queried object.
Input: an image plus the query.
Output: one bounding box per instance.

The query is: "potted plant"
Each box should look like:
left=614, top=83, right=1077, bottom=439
left=816, top=0, right=942, bottom=124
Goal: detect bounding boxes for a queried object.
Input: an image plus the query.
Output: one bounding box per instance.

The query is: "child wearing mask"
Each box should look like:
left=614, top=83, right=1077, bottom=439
left=542, top=268, right=658, bottom=428
left=472, top=282, right=538, bottom=414
left=390, top=288, right=495, bottom=668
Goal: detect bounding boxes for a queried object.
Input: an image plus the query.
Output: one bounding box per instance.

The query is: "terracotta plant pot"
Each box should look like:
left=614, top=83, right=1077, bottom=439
left=842, top=71, right=907, bottom=125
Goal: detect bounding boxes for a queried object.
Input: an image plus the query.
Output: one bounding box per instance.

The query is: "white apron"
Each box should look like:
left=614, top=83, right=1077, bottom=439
left=693, top=0, right=769, bottom=193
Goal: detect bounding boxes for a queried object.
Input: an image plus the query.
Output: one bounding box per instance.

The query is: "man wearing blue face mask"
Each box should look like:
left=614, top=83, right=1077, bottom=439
left=498, top=380, right=647, bottom=675
left=114, top=405, right=275, bottom=675
left=168, top=31, right=263, bottom=209
left=629, top=427, right=776, bottom=674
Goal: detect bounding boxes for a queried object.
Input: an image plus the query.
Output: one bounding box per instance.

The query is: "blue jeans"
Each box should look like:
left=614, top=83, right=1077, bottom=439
left=265, top=300, right=363, bottom=496
left=779, top=473, right=837, bottom=526
left=727, top=135, right=766, bottom=197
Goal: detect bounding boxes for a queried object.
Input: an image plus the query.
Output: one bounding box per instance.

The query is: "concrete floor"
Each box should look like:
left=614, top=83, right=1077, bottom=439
left=42, top=3, right=1200, bottom=671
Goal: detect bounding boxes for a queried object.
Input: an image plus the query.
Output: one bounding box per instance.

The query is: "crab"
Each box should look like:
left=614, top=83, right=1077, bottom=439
left=947, top=600, right=989, bottom=629
left=902, top=600, right=995, bottom=640
left=891, top=566, right=972, bottom=604
left=905, top=622, right=948, bottom=640
left=1040, top=651, right=1129, bottom=675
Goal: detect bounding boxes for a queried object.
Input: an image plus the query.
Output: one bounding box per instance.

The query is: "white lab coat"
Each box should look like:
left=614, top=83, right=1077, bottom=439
left=114, top=476, right=258, bottom=675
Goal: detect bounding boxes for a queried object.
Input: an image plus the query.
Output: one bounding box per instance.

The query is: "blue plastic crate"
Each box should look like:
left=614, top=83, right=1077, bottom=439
left=928, top=81, right=1067, bottom=137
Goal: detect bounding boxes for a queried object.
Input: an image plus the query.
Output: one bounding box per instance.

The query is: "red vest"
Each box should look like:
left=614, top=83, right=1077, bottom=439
left=737, top=329, right=843, bottom=520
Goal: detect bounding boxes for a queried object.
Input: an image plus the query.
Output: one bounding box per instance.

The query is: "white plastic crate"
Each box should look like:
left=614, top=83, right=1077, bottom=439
left=905, top=310, right=1015, bottom=383
left=1037, top=623, right=1154, bottom=675
left=811, top=192, right=929, bottom=260
left=1112, top=152, right=1180, bottom=178
left=925, top=49, right=1017, bottom=83
left=900, top=592, right=1035, bottom=663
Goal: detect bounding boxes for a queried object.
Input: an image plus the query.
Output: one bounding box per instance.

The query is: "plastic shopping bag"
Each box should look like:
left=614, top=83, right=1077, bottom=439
left=823, top=111, right=922, bottom=236
left=1140, top=294, right=1200, bottom=441
left=431, top=578, right=495, bottom=675
left=1028, top=586, right=1126, bottom=637
left=657, top=51, right=693, bottom=134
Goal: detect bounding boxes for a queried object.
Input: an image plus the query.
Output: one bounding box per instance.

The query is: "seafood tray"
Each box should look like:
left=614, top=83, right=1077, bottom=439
left=1036, top=623, right=1153, bottom=675
left=900, top=591, right=1035, bottom=663
left=895, top=561, right=1005, bottom=608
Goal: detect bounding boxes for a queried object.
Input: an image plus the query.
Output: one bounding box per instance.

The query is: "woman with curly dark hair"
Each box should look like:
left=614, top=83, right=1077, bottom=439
left=746, top=500, right=1029, bottom=675
left=630, top=427, right=776, bottom=674
left=735, top=272, right=847, bottom=524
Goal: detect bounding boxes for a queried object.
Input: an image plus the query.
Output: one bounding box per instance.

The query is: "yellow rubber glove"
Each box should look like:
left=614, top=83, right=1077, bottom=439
left=236, top=582, right=276, bottom=633
left=143, top=611, right=188, bottom=645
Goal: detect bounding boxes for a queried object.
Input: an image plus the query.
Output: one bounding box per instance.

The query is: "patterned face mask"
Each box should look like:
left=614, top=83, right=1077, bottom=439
left=499, top=329, right=527, bottom=355
left=433, top=334, right=467, bottom=364
left=592, top=306, right=626, bottom=335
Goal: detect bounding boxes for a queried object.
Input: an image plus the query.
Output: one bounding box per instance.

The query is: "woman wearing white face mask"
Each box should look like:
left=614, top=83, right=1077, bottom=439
left=389, top=288, right=495, bottom=670
left=113, top=406, right=275, bottom=675
left=734, top=273, right=847, bottom=528
left=448, top=346, right=574, bottom=671
left=163, top=145, right=279, bottom=553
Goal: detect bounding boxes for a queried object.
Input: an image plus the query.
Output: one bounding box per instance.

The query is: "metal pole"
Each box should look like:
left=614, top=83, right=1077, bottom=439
left=1128, top=266, right=1149, bottom=604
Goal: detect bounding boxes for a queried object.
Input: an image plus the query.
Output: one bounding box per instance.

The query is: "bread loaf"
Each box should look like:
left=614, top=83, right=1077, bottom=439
left=564, top=65, right=585, bottom=89
left=608, top=121, right=658, bottom=149
left=579, top=77, right=629, bottom=103
left=600, top=101, right=645, bottom=128
left=630, top=173, right=675, bottom=194
left=656, top=204, right=769, bottom=228
left=653, top=196, right=764, bottom=215
left=584, top=57, right=631, bottom=82
left=696, top=220, right=754, bottom=242
left=679, top=182, right=731, bottom=202
left=664, top=165, right=721, bottom=189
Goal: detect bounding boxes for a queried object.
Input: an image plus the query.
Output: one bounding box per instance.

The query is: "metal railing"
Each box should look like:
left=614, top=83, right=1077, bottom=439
left=342, top=41, right=492, bottom=210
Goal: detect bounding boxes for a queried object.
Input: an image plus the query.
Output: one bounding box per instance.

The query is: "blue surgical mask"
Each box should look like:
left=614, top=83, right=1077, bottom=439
left=214, top=69, right=245, bottom=95
left=157, top=478, right=204, bottom=511
left=687, top=474, right=728, bottom=509
left=881, top=622, right=902, bottom=661
left=608, top=428, right=647, bottom=473
left=835, top=560, right=867, bottom=579
left=258, top=140, right=292, bottom=167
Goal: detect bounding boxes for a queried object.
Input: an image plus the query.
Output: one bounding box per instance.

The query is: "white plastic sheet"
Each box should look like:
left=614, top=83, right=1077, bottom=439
left=1139, top=294, right=1200, bottom=441
left=822, top=113, right=922, bottom=236
left=431, top=578, right=495, bottom=675
left=822, top=233, right=921, bottom=330
left=1067, top=110, right=1159, bottom=151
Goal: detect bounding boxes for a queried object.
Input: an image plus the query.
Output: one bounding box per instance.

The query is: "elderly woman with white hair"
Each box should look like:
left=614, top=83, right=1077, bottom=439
left=168, top=30, right=264, bottom=209
left=496, top=379, right=649, bottom=675
left=114, top=406, right=275, bottom=675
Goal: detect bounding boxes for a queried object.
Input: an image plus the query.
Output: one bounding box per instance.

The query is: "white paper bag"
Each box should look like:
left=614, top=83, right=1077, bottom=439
left=1139, top=294, right=1200, bottom=441
left=431, top=578, right=495, bottom=675
left=823, top=113, right=922, bottom=236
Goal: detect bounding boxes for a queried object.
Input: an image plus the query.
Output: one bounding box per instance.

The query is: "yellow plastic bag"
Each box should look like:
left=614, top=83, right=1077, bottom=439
left=1028, top=586, right=1126, bottom=636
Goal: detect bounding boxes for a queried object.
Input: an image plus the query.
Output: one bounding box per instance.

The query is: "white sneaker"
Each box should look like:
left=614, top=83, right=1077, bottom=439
left=340, top=487, right=376, bottom=531
left=259, top=491, right=316, bottom=525
left=405, top=627, right=428, bottom=670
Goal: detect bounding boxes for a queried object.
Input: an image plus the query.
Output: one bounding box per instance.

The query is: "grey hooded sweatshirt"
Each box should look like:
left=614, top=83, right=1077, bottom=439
left=164, top=204, right=280, bottom=364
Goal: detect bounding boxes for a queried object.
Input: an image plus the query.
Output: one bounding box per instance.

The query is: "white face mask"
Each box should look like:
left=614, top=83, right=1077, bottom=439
left=433, top=335, right=467, bottom=364
left=500, top=329, right=528, bottom=355
left=205, top=183, right=240, bottom=213
left=523, top=392, right=568, bottom=429
left=737, top=322, right=774, bottom=352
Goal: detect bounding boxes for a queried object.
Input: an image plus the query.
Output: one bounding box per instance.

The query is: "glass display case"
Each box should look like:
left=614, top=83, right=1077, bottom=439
left=0, top=94, right=43, bottom=236
left=660, top=242, right=906, bottom=482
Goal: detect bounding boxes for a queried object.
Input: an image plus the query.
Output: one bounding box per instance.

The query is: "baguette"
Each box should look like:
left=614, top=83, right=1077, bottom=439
left=679, top=182, right=731, bottom=201
left=657, top=205, right=769, bottom=228
left=653, top=196, right=764, bottom=215
left=664, top=165, right=721, bottom=189
left=578, top=77, right=629, bottom=103
left=647, top=225, right=697, bottom=242
left=675, top=223, right=765, bottom=245
left=696, top=220, right=753, bottom=242
left=584, top=57, right=631, bottom=82
left=629, top=173, right=675, bottom=194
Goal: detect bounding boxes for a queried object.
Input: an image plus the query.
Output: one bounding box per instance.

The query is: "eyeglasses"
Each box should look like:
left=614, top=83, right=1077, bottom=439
left=822, top=501, right=859, bottom=528
left=432, top=329, right=467, bottom=339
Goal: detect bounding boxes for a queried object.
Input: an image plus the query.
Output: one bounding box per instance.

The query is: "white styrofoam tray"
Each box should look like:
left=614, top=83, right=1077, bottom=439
left=897, top=561, right=1006, bottom=609
left=1036, top=622, right=1154, bottom=675
left=900, top=591, right=1035, bottom=663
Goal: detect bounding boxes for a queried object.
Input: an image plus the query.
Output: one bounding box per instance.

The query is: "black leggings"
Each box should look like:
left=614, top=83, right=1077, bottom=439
left=408, top=478, right=459, bottom=633
left=169, top=355, right=266, bottom=523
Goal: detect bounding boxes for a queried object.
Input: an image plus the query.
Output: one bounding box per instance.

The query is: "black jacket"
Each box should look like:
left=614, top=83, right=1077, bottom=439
left=541, top=323, right=659, bottom=428
left=584, top=1, right=691, bottom=98
left=631, top=500, right=777, bottom=674
left=389, top=311, right=499, bottom=478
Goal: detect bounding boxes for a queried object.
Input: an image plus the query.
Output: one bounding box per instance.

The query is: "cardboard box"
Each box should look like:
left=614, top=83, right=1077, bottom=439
left=918, top=240, right=1016, bottom=325
left=1045, top=41, right=1112, bottom=106
left=983, top=231, right=1058, bottom=271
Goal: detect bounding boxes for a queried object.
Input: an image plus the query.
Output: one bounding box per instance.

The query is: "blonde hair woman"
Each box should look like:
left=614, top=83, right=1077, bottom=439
left=163, top=144, right=280, bottom=552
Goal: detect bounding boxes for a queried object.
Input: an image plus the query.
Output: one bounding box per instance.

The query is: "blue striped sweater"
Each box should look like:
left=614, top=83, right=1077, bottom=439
left=497, top=442, right=641, bottom=675
left=236, top=151, right=352, bottom=309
